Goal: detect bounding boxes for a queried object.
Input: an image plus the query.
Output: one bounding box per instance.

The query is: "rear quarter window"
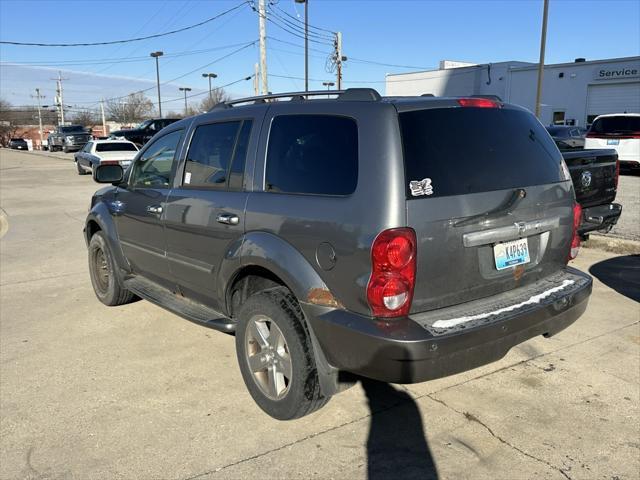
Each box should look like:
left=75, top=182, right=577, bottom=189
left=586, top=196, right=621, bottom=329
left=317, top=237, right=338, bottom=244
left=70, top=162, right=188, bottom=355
left=265, top=115, right=358, bottom=195
left=400, top=107, right=564, bottom=198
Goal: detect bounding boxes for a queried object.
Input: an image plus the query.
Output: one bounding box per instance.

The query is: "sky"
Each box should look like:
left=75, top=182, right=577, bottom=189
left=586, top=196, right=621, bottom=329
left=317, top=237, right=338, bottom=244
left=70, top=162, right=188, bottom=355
left=1, top=0, right=639, bottom=116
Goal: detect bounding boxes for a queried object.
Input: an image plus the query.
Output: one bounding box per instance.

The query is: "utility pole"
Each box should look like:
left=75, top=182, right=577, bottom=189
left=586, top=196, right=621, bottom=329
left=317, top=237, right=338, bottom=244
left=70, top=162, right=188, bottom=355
left=51, top=71, right=69, bottom=126
left=31, top=88, right=44, bottom=150
left=150, top=51, right=164, bottom=118
left=534, top=0, right=549, bottom=119
left=294, top=0, right=309, bottom=91
left=179, top=87, right=191, bottom=115
left=202, top=73, right=217, bottom=103
left=335, top=32, right=346, bottom=90
left=100, top=99, right=107, bottom=136
left=253, top=64, right=259, bottom=95
left=258, top=0, right=268, bottom=94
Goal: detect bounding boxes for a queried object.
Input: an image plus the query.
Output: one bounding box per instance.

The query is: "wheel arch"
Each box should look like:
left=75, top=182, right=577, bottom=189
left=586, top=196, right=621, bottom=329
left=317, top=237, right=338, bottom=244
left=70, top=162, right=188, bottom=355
left=85, top=203, right=130, bottom=274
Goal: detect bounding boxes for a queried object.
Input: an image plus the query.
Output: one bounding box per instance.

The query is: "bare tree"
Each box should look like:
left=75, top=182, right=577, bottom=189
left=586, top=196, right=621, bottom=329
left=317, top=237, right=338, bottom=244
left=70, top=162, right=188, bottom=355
left=72, top=109, right=98, bottom=127
left=199, top=88, right=231, bottom=112
left=106, top=92, right=155, bottom=124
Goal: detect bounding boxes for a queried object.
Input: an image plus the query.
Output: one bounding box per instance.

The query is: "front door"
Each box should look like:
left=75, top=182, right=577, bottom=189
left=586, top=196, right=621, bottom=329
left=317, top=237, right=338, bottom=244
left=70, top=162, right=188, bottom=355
left=114, top=129, right=184, bottom=289
left=164, top=119, right=255, bottom=310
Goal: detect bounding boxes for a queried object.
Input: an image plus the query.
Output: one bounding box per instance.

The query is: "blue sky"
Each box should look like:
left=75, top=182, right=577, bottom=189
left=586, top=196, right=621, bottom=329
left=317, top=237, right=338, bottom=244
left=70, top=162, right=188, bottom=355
left=1, top=0, right=638, bottom=114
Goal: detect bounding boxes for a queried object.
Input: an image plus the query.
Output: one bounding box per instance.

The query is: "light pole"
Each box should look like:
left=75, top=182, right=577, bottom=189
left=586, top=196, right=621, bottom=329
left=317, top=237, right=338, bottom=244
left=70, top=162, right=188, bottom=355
left=179, top=87, right=192, bottom=115
left=202, top=73, right=218, bottom=103
left=150, top=51, right=164, bottom=117
left=322, top=81, right=334, bottom=98
left=294, top=0, right=308, bottom=91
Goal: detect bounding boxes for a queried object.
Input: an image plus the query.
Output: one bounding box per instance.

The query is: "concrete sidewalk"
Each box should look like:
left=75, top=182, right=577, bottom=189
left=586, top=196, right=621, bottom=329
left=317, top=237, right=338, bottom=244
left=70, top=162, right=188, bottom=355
left=1, top=149, right=638, bottom=480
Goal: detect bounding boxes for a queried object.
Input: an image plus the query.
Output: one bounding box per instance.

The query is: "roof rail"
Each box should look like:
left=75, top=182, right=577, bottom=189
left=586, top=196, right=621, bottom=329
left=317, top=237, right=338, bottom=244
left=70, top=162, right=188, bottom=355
left=209, top=88, right=381, bottom=111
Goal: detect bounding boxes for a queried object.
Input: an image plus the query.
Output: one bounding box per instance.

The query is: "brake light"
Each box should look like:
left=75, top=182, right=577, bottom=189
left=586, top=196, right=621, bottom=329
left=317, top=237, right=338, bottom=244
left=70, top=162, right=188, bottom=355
left=367, top=228, right=417, bottom=318
left=457, top=98, right=501, bottom=108
left=569, top=204, right=582, bottom=261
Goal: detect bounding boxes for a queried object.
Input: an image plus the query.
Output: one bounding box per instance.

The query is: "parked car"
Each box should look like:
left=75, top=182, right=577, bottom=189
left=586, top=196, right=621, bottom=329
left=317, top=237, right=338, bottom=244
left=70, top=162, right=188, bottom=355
left=74, top=140, right=139, bottom=176
left=48, top=125, right=92, bottom=153
left=109, top=118, right=179, bottom=147
left=8, top=138, right=28, bottom=150
left=546, top=125, right=587, bottom=149
left=585, top=113, right=640, bottom=170
left=84, top=89, right=592, bottom=420
left=561, top=149, right=621, bottom=238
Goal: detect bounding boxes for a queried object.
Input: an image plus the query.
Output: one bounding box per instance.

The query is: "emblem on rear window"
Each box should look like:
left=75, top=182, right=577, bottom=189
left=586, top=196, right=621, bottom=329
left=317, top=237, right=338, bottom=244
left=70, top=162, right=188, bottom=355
left=409, top=178, right=434, bottom=196
left=581, top=171, right=592, bottom=188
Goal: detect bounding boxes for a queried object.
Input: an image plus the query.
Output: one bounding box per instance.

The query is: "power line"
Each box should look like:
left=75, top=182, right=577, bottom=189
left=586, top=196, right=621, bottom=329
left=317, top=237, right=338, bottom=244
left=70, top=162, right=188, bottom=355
left=0, top=2, right=249, bottom=47
left=266, top=6, right=335, bottom=41
left=270, top=3, right=336, bottom=35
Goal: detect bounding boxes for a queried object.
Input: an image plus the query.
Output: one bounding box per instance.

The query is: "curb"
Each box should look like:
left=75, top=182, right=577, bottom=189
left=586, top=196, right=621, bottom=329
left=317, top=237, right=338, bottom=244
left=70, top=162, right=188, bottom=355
left=4, top=149, right=72, bottom=161
left=583, top=234, right=640, bottom=255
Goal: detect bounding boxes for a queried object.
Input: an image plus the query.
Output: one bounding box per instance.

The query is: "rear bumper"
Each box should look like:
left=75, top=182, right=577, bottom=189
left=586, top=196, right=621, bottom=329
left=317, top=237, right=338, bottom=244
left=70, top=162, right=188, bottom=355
left=578, top=203, right=622, bottom=235
left=304, top=268, right=592, bottom=384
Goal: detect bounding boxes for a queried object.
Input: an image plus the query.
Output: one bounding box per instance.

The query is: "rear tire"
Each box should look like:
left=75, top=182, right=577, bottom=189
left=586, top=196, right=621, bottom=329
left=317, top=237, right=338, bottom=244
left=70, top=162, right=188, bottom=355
left=235, top=287, right=329, bottom=420
left=88, top=231, right=134, bottom=306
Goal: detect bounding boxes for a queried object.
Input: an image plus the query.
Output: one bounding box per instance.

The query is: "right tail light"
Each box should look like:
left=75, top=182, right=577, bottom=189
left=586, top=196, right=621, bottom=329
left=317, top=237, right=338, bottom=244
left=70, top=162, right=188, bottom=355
left=569, top=203, right=582, bottom=261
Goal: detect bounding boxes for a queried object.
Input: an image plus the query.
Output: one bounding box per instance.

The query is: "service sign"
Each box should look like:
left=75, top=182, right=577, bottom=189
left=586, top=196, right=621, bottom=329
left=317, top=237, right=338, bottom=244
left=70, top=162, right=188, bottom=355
left=593, top=65, right=640, bottom=81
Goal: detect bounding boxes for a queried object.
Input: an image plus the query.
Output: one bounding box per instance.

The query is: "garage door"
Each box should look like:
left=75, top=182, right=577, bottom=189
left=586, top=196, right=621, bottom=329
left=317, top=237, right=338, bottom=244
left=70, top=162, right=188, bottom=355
left=587, top=82, right=640, bottom=120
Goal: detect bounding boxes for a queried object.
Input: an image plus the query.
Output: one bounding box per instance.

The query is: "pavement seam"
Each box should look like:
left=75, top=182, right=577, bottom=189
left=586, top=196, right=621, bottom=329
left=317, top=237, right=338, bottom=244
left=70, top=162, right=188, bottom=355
left=0, top=270, right=86, bottom=287
left=426, top=394, right=572, bottom=480
left=181, top=321, right=639, bottom=480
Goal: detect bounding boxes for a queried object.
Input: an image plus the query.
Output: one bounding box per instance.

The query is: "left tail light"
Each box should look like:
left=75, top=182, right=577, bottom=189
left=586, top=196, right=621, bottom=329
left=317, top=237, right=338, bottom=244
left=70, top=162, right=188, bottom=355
left=367, top=228, right=417, bottom=317
left=569, top=203, right=582, bottom=261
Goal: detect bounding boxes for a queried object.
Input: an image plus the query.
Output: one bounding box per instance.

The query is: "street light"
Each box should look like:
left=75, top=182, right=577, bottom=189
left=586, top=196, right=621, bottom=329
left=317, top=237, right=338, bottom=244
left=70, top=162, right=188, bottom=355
left=150, top=51, right=164, bottom=118
left=294, top=0, right=308, bottom=92
left=202, top=73, right=218, bottom=103
left=322, top=81, right=335, bottom=90
left=179, top=87, right=192, bottom=115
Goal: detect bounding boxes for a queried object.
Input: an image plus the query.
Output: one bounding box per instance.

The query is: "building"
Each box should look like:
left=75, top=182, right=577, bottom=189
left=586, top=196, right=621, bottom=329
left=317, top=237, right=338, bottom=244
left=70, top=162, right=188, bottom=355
left=386, top=56, right=640, bottom=127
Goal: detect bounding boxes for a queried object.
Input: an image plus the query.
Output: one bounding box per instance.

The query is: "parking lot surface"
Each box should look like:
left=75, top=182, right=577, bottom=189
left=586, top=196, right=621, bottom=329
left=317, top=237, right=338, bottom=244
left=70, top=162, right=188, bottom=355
left=1, top=149, right=639, bottom=480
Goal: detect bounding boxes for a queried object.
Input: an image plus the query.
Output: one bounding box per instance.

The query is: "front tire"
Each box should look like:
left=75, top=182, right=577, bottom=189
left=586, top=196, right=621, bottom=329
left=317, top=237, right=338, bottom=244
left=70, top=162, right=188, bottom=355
left=235, top=287, right=329, bottom=420
left=76, top=161, right=87, bottom=175
left=88, top=231, right=134, bottom=306
left=63, top=145, right=68, bottom=153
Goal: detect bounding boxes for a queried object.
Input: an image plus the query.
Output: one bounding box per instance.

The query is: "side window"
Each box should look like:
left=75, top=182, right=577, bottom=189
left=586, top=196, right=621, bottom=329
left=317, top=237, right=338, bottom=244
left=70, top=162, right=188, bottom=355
left=82, top=142, right=92, bottom=153
left=184, top=120, right=252, bottom=189
left=265, top=115, right=358, bottom=195
left=130, top=130, right=182, bottom=188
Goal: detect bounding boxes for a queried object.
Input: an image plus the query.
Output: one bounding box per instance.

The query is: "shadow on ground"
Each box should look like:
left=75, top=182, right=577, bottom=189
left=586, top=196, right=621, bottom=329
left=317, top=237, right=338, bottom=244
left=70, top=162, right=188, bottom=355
left=362, top=379, right=438, bottom=479
left=589, top=254, right=640, bottom=302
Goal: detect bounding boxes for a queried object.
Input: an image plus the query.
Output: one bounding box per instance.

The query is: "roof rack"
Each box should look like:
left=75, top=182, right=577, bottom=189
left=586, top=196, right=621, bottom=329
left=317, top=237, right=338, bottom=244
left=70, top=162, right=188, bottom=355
left=210, top=88, right=381, bottom=111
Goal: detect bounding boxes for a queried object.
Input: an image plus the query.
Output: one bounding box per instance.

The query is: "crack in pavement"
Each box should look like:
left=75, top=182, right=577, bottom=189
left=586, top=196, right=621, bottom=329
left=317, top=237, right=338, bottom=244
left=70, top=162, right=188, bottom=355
left=180, top=320, right=638, bottom=480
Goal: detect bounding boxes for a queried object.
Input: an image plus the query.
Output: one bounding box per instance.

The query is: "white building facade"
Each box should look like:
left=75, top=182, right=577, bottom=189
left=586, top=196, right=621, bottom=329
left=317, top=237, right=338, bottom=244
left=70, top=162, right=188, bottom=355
left=386, top=56, right=640, bottom=127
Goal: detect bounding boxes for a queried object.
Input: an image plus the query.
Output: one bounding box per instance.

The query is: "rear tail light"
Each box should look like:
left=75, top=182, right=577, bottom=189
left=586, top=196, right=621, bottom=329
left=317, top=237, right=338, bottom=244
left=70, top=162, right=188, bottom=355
left=367, top=228, right=417, bottom=317
left=615, top=158, right=620, bottom=189
left=457, top=98, right=501, bottom=108
left=569, top=203, right=582, bottom=261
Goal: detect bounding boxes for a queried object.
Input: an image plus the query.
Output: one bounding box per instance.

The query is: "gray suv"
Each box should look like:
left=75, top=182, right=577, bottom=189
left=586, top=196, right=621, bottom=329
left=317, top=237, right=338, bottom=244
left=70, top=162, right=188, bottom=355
left=84, top=89, right=592, bottom=420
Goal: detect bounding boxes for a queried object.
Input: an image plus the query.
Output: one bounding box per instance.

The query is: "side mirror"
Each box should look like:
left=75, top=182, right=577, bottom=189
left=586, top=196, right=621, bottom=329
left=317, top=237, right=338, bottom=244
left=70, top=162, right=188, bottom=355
left=93, top=164, right=123, bottom=184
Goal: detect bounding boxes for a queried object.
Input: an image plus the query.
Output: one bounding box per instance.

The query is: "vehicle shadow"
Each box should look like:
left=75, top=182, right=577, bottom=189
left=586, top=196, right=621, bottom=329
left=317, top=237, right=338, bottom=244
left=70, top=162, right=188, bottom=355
left=589, top=254, right=640, bottom=302
left=362, top=378, right=439, bottom=480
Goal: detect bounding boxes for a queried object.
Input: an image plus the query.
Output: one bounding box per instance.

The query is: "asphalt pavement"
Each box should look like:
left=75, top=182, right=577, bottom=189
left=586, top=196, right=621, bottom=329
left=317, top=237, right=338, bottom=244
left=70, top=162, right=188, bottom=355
left=1, top=148, right=639, bottom=480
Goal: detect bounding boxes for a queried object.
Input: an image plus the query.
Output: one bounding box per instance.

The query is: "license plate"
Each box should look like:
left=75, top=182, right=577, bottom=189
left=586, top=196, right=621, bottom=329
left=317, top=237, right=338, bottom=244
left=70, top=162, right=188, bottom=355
left=494, top=238, right=530, bottom=270
left=607, top=139, right=619, bottom=145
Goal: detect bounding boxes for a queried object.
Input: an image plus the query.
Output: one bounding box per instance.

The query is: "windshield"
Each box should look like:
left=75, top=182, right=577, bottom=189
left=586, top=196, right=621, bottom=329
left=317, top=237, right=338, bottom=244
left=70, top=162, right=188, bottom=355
left=134, top=120, right=153, bottom=130
left=60, top=126, right=86, bottom=133
left=96, top=142, right=138, bottom=152
left=400, top=107, right=564, bottom=198
left=590, top=116, right=640, bottom=135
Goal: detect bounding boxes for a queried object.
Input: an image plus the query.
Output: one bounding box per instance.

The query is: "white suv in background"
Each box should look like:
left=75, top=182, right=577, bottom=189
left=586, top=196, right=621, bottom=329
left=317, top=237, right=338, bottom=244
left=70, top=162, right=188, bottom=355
left=585, top=113, right=640, bottom=170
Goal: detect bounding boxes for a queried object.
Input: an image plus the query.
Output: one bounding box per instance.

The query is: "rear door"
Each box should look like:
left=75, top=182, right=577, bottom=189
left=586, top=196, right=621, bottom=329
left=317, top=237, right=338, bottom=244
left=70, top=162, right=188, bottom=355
left=163, top=115, right=257, bottom=310
left=398, top=104, right=574, bottom=312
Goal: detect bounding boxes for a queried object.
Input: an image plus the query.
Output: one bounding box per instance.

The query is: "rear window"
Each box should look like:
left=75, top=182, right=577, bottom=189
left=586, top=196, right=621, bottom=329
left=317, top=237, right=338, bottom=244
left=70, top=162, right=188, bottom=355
left=96, top=142, right=137, bottom=152
left=399, top=107, right=563, bottom=198
left=265, top=115, right=358, bottom=195
left=60, top=126, right=86, bottom=133
left=589, top=116, right=640, bottom=136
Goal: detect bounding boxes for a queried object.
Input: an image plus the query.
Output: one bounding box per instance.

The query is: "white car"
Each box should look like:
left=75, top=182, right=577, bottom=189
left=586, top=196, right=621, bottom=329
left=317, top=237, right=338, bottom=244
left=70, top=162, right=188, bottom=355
left=585, top=113, right=640, bottom=170
left=74, top=140, right=139, bottom=176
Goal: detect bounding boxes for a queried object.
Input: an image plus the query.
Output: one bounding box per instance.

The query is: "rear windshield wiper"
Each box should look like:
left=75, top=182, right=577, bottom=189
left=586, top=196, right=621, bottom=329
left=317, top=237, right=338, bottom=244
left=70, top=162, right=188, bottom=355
left=453, top=188, right=527, bottom=227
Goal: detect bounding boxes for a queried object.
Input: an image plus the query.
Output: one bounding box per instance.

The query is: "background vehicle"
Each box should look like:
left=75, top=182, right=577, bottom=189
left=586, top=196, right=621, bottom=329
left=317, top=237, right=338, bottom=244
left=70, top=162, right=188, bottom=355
left=546, top=125, right=587, bottom=149
left=109, top=118, right=179, bottom=147
left=48, top=125, right=92, bottom=153
left=562, top=149, right=621, bottom=238
left=585, top=113, right=640, bottom=170
left=75, top=140, right=138, bottom=176
left=8, top=138, right=28, bottom=150
left=85, top=89, right=592, bottom=420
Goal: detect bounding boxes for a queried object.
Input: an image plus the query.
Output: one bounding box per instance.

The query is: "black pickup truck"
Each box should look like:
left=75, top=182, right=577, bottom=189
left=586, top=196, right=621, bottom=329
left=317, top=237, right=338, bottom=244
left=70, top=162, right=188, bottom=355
left=562, top=149, right=622, bottom=239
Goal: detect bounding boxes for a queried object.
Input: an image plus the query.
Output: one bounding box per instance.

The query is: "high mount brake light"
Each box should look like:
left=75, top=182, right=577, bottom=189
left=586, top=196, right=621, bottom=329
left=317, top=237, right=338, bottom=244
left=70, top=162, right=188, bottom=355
left=457, top=98, right=501, bottom=108
left=569, top=204, right=582, bottom=261
left=367, top=228, right=417, bottom=318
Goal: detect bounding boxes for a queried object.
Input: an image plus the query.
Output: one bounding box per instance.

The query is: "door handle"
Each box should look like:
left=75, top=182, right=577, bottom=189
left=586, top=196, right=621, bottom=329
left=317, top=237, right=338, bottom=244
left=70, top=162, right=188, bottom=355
left=216, top=213, right=240, bottom=225
left=146, top=205, right=163, bottom=215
